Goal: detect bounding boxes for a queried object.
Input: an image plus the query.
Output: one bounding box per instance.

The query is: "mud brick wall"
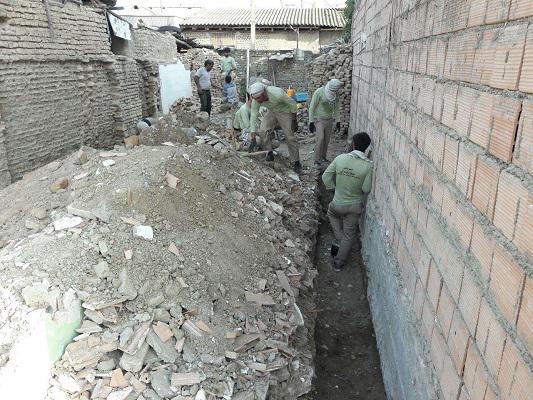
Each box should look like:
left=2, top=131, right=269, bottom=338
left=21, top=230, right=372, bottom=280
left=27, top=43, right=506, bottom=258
left=350, top=0, right=533, bottom=399
left=109, top=57, right=144, bottom=137
left=0, top=0, right=115, bottom=185
left=133, top=28, right=177, bottom=62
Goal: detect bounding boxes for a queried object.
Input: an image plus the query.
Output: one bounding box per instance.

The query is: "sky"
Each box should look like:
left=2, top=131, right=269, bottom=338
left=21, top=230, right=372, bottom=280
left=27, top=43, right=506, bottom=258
left=116, top=0, right=346, bottom=9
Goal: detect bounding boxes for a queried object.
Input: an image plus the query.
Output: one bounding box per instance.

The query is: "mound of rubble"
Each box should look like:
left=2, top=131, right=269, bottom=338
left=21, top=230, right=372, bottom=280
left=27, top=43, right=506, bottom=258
left=0, top=131, right=321, bottom=399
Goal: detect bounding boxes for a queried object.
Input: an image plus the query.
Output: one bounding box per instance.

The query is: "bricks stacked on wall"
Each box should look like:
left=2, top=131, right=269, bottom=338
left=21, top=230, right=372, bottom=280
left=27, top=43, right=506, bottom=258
left=180, top=49, right=224, bottom=112
left=133, top=28, right=177, bottom=62
left=351, top=0, right=533, bottom=399
left=138, top=61, right=161, bottom=118
left=308, top=44, right=353, bottom=133
left=0, top=1, right=115, bottom=185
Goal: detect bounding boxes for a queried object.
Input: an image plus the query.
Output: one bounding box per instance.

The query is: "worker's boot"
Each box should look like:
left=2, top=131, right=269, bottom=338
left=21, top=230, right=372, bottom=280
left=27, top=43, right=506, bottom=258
left=265, top=151, right=274, bottom=162
left=293, top=160, right=302, bottom=173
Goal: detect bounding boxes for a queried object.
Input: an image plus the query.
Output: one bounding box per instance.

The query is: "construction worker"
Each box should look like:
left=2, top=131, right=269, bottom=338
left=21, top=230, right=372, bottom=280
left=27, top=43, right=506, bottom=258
left=322, top=132, right=373, bottom=271
left=309, top=78, right=343, bottom=166
left=248, top=82, right=301, bottom=172
left=233, top=93, right=252, bottom=144
left=221, top=47, right=237, bottom=79
left=194, top=59, right=214, bottom=116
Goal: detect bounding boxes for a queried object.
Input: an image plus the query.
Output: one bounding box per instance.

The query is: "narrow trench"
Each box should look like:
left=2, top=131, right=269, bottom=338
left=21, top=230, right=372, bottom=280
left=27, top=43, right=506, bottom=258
left=310, top=159, right=387, bottom=399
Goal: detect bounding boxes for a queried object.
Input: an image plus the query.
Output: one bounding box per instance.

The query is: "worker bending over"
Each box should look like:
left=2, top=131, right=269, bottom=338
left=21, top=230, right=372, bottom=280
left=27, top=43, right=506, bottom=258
left=233, top=93, right=252, bottom=144
left=322, top=132, right=373, bottom=271
left=309, top=78, right=343, bottom=166
left=248, top=82, right=301, bottom=172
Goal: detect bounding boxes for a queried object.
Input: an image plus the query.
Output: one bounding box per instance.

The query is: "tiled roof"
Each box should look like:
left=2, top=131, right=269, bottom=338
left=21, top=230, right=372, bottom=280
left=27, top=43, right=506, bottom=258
left=181, top=8, right=345, bottom=29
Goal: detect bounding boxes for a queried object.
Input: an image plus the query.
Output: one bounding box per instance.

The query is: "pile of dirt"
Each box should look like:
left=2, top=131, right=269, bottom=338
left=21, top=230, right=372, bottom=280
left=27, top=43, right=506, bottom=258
left=0, top=126, right=321, bottom=399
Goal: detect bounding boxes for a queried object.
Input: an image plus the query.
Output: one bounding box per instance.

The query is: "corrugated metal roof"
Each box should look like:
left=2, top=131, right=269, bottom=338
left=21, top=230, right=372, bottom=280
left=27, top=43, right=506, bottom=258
left=181, top=8, right=345, bottom=28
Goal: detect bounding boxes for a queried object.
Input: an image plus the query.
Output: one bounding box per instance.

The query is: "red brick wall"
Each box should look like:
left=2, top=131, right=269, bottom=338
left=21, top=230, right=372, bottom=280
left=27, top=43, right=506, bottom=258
left=351, top=0, right=532, bottom=398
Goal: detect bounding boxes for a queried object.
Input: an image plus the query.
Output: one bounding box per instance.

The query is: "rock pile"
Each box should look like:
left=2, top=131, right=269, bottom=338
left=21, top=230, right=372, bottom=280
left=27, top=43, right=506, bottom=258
left=307, top=44, right=353, bottom=134
left=0, top=124, right=320, bottom=399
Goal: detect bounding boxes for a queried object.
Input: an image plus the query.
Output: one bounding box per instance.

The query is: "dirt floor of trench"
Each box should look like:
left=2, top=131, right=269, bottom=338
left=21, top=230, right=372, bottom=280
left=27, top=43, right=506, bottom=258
left=298, top=136, right=387, bottom=399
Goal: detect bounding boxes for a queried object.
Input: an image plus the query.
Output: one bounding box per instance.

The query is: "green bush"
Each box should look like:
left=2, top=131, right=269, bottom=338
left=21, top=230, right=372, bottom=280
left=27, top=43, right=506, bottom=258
left=343, top=0, right=355, bottom=42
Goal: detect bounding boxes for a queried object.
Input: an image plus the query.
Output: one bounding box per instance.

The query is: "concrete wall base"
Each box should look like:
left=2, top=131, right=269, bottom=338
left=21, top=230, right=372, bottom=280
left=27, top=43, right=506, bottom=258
left=361, top=202, right=440, bottom=400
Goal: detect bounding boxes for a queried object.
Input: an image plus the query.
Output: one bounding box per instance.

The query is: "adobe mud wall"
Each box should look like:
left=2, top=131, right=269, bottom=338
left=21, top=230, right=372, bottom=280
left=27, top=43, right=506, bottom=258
left=351, top=0, right=532, bottom=399
left=0, top=1, right=179, bottom=188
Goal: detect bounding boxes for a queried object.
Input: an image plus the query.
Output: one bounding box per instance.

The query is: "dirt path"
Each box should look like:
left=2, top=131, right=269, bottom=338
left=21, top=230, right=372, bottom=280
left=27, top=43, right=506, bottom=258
left=299, top=136, right=387, bottom=399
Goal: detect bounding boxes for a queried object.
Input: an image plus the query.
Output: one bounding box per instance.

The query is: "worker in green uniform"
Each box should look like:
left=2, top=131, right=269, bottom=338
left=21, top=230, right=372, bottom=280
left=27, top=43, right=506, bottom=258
left=221, top=47, right=237, bottom=79
left=322, top=132, right=373, bottom=271
left=233, top=93, right=252, bottom=144
left=248, top=82, right=301, bottom=172
left=309, top=78, right=343, bottom=166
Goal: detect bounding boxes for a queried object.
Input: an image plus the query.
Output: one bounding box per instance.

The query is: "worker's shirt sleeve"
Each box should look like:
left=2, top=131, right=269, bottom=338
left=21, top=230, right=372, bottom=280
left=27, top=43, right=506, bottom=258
left=335, top=97, right=341, bottom=122
left=308, top=90, right=319, bottom=123
left=250, top=100, right=260, bottom=132
left=362, top=163, right=373, bottom=194
left=321, top=157, right=337, bottom=190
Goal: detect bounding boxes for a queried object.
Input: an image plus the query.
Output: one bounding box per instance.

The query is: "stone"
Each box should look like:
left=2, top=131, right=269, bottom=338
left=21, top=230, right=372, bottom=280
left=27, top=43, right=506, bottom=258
left=119, top=327, right=134, bottom=347
left=165, top=173, right=179, bottom=189
left=94, top=261, right=110, bottom=278
left=30, top=207, right=48, bottom=220
left=169, top=306, right=182, bottom=319
left=53, top=216, right=84, bottom=231
left=110, top=368, right=128, bottom=388
left=284, top=239, right=295, bottom=248
left=21, top=283, right=49, bottom=307
left=153, top=322, right=173, bottom=342
left=146, top=328, right=178, bottom=363
left=107, top=387, right=133, bottom=400
left=118, top=268, right=137, bottom=300
left=150, top=369, right=175, bottom=398
left=147, top=293, right=165, bottom=307
left=164, top=283, right=182, bottom=298
left=50, top=177, right=69, bottom=192
left=57, top=373, right=83, bottom=393
left=124, top=135, right=140, bottom=148
left=74, top=149, right=89, bottom=165
left=67, top=204, right=96, bottom=220
left=98, top=241, right=109, bottom=256
left=25, top=218, right=40, bottom=230
left=102, top=159, right=116, bottom=167
left=120, top=341, right=149, bottom=373
left=133, top=225, right=153, bottom=240
left=97, top=358, right=116, bottom=371
left=65, top=338, right=118, bottom=371
left=268, top=201, right=283, bottom=215
left=170, top=372, right=201, bottom=387
left=154, top=309, right=171, bottom=323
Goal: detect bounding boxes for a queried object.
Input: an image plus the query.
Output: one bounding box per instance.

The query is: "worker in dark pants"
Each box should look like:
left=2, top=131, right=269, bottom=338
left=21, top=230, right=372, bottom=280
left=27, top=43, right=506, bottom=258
left=322, top=132, right=373, bottom=271
left=194, top=59, right=214, bottom=116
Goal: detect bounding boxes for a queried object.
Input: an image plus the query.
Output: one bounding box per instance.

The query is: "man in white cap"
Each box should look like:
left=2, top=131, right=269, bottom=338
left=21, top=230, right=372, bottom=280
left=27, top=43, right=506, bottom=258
left=309, top=78, right=343, bottom=166
left=248, top=82, right=301, bottom=172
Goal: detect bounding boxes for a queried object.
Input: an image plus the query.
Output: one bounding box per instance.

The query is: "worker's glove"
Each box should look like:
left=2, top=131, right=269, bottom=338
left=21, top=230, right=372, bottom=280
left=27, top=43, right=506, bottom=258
left=248, top=137, right=257, bottom=153
left=309, top=122, right=316, bottom=133
left=335, top=122, right=341, bottom=132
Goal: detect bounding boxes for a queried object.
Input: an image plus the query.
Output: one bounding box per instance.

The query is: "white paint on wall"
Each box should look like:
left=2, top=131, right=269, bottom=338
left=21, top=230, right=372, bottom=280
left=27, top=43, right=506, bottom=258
left=159, top=62, right=193, bottom=114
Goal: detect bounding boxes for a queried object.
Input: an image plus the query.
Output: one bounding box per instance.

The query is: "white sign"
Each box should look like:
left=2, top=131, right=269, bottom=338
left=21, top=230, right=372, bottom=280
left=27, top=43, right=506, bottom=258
left=108, top=13, right=131, bottom=41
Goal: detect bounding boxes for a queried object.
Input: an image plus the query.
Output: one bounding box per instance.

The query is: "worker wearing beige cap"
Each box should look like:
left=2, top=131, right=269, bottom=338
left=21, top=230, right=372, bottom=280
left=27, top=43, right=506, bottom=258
left=248, top=82, right=301, bottom=172
left=309, top=78, right=343, bottom=166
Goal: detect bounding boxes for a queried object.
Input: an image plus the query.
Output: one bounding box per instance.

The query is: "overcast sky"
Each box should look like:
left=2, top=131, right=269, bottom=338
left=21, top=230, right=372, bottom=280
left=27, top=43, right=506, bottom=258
left=116, top=0, right=345, bottom=9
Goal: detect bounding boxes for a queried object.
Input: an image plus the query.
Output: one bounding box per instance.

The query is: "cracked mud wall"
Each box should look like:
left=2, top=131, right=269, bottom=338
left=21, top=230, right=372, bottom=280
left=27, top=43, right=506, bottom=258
left=350, top=0, right=533, bottom=399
